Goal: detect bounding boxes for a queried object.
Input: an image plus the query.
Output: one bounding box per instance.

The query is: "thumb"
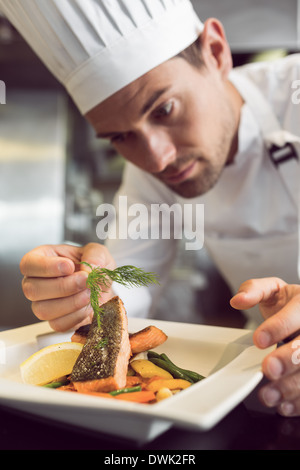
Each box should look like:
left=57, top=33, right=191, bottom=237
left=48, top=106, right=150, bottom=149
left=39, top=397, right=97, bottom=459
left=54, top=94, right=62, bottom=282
left=79, top=243, right=116, bottom=305
left=80, top=243, right=116, bottom=275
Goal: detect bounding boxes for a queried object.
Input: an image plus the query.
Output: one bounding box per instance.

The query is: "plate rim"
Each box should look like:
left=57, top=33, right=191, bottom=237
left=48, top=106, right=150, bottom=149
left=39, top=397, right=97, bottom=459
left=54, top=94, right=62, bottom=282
left=0, top=319, right=272, bottom=438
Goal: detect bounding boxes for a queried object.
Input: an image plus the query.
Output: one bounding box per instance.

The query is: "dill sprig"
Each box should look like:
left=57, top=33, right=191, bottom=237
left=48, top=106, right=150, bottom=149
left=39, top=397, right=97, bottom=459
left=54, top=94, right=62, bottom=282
left=81, top=262, right=159, bottom=328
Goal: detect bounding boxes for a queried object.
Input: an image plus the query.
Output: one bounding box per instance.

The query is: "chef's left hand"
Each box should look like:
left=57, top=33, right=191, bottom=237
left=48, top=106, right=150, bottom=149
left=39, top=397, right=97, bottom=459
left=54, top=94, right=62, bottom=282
left=230, top=277, right=300, bottom=417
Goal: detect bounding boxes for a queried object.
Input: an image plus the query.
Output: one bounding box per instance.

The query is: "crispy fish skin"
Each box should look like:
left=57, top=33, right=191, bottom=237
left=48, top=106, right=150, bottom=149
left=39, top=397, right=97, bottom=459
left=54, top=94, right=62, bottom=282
left=70, top=296, right=130, bottom=391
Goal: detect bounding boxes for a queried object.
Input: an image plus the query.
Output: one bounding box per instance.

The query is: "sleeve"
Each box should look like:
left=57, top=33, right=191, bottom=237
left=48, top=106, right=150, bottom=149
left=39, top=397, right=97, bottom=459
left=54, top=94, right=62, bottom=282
left=103, top=162, right=180, bottom=318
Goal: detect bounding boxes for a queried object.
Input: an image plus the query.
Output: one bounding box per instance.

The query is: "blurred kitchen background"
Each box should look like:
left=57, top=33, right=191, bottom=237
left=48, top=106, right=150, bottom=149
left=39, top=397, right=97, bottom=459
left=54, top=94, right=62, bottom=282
left=0, top=0, right=299, bottom=330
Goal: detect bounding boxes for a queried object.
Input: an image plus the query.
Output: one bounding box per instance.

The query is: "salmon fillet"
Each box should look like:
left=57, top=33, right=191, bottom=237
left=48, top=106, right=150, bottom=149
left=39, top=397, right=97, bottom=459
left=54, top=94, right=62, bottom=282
left=71, top=324, right=89, bottom=344
left=72, top=323, right=167, bottom=354
left=129, top=326, right=168, bottom=354
left=71, top=296, right=131, bottom=393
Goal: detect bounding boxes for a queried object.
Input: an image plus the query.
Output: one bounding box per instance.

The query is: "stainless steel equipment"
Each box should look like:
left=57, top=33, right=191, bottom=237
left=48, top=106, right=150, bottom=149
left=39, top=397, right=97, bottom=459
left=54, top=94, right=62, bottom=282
left=0, top=91, right=68, bottom=328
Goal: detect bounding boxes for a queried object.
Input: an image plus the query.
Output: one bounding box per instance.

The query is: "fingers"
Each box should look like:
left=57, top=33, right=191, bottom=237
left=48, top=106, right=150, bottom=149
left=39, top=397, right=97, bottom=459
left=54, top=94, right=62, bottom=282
left=253, top=291, right=300, bottom=347
left=22, top=270, right=88, bottom=301
left=231, top=277, right=300, bottom=417
left=230, top=277, right=287, bottom=311
left=20, top=253, right=75, bottom=278
left=263, top=340, right=300, bottom=379
left=20, top=243, right=116, bottom=332
left=230, top=277, right=300, bottom=345
left=32, top=289, right=91, bottom=322
left=259, top=344, right=300, bottom=417
left=49, top=304, right=94, bottom=332
left=20, top=245, right=78, bottom=278
left=257, top=336, right=300, bottom=417
left=80, top=243, right=116, bottom=272
left=259, top=380, right=300, bottom=417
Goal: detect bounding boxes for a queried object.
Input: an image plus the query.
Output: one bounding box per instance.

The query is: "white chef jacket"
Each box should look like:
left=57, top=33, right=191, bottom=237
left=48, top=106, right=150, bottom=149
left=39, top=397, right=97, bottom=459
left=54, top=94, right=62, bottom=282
left=106, top=53, right=300, bottom=326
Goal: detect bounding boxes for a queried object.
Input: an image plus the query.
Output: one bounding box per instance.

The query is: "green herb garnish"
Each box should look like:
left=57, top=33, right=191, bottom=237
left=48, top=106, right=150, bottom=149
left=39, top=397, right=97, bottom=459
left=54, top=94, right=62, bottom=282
left=95, top=337, right=109, bottom=349
left=81, top=262, right=159, bottom=329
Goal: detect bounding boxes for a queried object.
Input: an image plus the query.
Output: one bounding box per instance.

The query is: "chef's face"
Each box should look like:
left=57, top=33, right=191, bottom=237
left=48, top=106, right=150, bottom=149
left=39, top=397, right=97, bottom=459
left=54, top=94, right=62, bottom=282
left=86, top=21, right=242, bottom=198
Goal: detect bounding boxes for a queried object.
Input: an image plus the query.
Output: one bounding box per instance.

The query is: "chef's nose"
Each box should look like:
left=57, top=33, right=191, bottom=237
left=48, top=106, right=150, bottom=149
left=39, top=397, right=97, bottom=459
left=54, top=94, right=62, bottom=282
left=140, top=128, right=177, bottom=173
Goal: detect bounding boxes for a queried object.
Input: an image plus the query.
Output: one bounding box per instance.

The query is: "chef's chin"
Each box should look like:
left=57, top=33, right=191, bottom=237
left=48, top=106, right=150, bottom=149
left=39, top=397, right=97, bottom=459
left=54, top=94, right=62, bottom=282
left=166, top=163, right=224, bottom=199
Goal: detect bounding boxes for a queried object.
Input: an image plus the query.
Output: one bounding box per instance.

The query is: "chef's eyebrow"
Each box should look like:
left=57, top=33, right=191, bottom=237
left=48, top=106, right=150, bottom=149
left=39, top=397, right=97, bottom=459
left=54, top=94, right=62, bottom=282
left=140, top=87, right=170, bottom=116
left=96, top=87, right=170, bottom=139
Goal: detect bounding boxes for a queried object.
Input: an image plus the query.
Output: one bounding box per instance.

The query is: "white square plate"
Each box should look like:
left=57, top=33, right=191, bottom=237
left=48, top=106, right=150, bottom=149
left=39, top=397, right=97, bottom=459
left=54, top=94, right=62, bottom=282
left=0, top=319, right=274, bottom=443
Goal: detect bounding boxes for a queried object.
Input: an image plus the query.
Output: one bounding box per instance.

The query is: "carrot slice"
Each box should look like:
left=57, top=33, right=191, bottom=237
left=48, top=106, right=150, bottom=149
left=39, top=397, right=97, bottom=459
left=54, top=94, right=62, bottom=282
left=61, top=385, right=155, bottom=403
left=114, top=390, right=156, bottom=403
left=77, top=391, right=114, bottom=398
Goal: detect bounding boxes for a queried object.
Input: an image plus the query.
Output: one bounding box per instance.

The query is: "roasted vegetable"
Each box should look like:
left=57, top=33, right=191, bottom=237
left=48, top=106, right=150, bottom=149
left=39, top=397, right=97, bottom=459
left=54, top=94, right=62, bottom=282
left=130, top=358, right=173, bottom=379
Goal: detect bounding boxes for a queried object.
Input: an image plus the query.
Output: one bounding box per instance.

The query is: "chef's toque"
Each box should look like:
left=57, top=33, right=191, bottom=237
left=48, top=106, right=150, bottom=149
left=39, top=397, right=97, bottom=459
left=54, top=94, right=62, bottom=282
left=0, top=0, right=204, bottom=114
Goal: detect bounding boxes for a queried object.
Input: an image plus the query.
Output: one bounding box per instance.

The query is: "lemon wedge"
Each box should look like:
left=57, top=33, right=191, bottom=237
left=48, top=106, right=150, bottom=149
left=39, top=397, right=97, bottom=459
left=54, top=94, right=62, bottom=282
left=20, top=342, right=83, bottom=386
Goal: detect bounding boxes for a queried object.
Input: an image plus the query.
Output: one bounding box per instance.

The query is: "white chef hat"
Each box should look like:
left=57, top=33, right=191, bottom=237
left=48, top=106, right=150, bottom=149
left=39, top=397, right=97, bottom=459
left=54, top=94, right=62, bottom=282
left=0, top=0, right=204, bottom=114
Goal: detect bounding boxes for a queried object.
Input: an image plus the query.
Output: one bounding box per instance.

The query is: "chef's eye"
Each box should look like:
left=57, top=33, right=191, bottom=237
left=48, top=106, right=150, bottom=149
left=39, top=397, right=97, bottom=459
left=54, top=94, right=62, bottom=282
left=110, top=133, right=126, bottom=144
left=153, top=101, right=173, bottom=118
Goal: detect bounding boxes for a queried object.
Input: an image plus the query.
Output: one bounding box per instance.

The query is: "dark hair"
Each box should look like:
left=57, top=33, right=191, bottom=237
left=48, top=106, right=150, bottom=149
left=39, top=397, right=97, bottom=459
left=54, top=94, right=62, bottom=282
left=176, top=35, right=204, bottom=68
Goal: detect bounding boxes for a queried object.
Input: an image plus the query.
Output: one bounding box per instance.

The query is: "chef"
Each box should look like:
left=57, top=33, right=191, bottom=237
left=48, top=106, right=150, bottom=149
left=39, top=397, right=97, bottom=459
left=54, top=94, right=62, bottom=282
left=1, top=0, right=300, bottom=417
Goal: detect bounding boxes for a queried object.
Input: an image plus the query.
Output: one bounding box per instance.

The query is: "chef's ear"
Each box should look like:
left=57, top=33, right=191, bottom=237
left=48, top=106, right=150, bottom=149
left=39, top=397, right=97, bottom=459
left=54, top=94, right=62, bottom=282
left=200, top=18, right=232, bottom=78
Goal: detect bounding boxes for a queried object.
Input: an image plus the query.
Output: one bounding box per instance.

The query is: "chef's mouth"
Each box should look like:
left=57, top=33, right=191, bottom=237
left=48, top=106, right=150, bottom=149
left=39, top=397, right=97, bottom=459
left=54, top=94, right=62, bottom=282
left=159, top=160, right=198, bottom=185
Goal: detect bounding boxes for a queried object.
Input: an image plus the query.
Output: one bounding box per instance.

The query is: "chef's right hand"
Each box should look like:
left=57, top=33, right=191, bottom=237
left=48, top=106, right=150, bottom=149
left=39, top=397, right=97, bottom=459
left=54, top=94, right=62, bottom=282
left=20, top=243, right=116, bottom=332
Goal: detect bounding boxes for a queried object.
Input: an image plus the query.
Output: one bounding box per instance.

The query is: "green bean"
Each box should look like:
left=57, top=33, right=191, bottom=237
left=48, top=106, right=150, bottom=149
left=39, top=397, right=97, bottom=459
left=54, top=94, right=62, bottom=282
left=43, top=380, right=69, bottom=389
left=147, top=350, right=161, bottom=359
left=148, top=357, right=194, bottom=383
left=109, top=385, right=142, bottom=396
left=159, top=353, right=205, bottom=382
left=148, top=351, right=205, bottom=383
